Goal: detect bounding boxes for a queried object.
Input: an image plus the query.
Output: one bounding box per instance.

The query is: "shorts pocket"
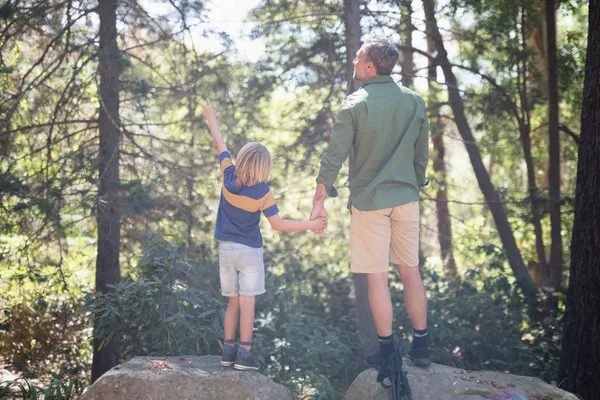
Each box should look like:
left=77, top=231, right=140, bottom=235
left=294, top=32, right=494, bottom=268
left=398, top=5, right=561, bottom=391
left=240, top=253, right=261, bottom=273
left=238, top=252, right=265, bottom=295
left=219, top=252, right=238, bottom=295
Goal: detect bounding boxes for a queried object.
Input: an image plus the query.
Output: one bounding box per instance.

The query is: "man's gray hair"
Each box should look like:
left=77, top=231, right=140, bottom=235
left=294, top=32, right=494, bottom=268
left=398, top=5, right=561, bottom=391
left=363, top=36, right=399, bottom=75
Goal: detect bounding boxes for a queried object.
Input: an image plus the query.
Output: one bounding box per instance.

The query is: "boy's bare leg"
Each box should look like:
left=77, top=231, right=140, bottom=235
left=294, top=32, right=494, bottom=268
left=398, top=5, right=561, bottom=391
left=396, top=264, right=427, bottom=330
left=238, top=295, right=255, bottom=346
left=224, top=296, right=240, bottom=341
left=234, top=294, right=260, bottom=370
left=221, top=296, right=239, bottom=367
left=367, top=272, right=393, bottom=336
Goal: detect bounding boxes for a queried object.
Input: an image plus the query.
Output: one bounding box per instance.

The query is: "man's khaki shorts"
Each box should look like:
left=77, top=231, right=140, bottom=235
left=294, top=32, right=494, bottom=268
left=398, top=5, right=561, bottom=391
left=350, top=202, right=420, bottom=273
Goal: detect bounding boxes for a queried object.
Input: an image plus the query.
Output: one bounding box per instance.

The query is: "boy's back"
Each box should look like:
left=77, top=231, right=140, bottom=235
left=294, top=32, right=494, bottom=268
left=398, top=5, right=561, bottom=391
left=215, top=151, right=279, bottom=248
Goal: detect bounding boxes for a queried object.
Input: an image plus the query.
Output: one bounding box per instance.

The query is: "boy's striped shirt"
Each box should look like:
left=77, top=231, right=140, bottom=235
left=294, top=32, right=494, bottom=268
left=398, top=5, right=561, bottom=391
left=214, top=151, right=279, bottom=248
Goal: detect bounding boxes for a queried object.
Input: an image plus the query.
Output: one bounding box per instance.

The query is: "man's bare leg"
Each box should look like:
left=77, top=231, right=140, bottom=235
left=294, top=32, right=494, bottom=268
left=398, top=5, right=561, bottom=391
left=397, top=264, right=430, bottom=367
left=364, top=271, right=396, bottom=365
left=396, top=264, right=427, bottom=329
left=367, top=272, right=393, bottom=336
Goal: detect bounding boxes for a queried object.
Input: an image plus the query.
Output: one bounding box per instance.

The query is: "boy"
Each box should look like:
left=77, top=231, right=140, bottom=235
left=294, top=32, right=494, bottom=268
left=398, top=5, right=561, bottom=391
left=202, top=99, right=326, bottom=371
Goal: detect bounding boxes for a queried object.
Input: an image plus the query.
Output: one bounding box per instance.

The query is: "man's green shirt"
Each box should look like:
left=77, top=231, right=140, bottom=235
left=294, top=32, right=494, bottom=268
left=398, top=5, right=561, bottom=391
left=316, top=75, right=429, bottom=211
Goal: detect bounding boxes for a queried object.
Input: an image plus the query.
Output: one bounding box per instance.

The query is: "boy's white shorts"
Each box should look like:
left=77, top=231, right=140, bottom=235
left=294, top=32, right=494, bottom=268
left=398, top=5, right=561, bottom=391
left=219, top=241, right=265, bottom=296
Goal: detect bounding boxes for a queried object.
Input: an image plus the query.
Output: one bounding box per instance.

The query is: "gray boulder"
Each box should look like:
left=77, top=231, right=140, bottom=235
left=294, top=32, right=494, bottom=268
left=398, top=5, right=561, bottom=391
left=79, top=355, right=292, bottom=400
left=0, top=366, right=18, bottom=382
left=346, top=359, right=577, bottom=400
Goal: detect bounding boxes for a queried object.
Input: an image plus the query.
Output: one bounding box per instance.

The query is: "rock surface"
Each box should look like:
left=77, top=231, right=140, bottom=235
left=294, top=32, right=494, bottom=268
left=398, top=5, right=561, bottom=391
left=79, top=355, right=292, bottom=400
left=0, top=366, right=19, bottom=382
left=346, top=359, right=577, bottom=400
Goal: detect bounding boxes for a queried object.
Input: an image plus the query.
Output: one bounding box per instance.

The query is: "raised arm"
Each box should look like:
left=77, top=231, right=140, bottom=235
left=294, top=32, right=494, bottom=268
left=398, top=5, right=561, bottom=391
left=202, top=99, right=228, bottom=155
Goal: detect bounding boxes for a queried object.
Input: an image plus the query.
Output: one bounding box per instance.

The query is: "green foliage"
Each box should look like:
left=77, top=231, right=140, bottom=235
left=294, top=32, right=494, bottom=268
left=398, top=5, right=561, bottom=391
left=82, top=232, right=358, bottom=396
left=82, top=234, right=223, bottom=358
left=255, top=282, right=357, bottom=396
left=0, top=377, right=84, bottom=400
left=393, top=246, right=563, bottom=384
left=0, top=297, right=90, bottom=381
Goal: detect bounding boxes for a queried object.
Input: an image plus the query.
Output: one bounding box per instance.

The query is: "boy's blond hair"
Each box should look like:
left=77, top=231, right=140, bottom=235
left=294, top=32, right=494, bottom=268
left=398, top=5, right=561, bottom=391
left=235, top=142, right=272, bottom=186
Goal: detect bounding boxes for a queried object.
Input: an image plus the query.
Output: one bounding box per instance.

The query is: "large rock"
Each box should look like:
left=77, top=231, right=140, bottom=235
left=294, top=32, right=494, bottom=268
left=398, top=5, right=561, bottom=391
left=346, top=359, right=577, bottom=400
left=0, top=365, right=19, bottom=382
left=79, top=356, right=292, bottom=400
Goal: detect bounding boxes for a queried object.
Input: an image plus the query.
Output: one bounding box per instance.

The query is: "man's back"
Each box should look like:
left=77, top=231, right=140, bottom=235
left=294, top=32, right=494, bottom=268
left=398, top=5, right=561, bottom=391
left=317, top=75, right=429, bottom=211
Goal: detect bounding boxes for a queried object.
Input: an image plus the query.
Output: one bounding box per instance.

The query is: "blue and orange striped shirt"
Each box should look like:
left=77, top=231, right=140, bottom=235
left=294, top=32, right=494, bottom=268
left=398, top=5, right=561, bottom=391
left=214, top=151, right=279, bottom=248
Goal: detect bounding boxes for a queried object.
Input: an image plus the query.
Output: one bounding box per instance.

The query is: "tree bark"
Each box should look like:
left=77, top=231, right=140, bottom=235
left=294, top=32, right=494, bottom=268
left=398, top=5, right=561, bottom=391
left=92, top=0, right=121, bottom=383
left=427, top=31, right=457, bottom=279
left=545, top=0, right=563, bottom=289
left=344, top=0, right=362, bottom=94
left=519, top=122, right=548, bottom=278
left=344, top=0, right=379, bottom=364
left=558, top=1, right=600, bottom=397
left=187, top=95, right=197, bottom=250
left=422, top=0, right=537, bottom=298
left=526, top=0, right=549, bottom=81
left=517, top=3, right=548, bottom=281
left=400, top=0, right=414, bottom=88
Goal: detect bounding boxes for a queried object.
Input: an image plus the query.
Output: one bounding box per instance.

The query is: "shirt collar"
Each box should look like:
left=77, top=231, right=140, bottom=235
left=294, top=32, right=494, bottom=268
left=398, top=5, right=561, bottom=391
left=362, top=75, right=395, bottom=87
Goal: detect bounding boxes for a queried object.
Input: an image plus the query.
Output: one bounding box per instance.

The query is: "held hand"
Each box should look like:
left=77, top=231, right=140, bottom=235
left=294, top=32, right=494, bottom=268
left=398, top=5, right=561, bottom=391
left=310, top=205, right=328, bottom=233
left=202, top=98, right=216, bottom=122
left=310, top=217, right=327, bottom=232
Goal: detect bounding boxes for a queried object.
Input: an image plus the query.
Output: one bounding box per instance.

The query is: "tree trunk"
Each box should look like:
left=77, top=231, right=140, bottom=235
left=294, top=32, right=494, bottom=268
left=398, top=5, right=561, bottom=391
left=526, top=0, right=549, bottom=81
left=517, top=3, right=548, bottom=282
left=427, top=31, right=457, bottom=279
left=519, top=122, right=548, bottom=278
left=344, top=0, right=362, bottom=94
left=92, top=0, right=121, bottom=383
left=422, top=0, right=537, bottom=298
left=400, top=0, right=414, bottom=88
left=187, top=95, right=197, bottom=251
left=545, top=0, right=563, bottom=289
left=344, top=0, right=379, bottom=365
left=558, top=1, right=600, bottom=396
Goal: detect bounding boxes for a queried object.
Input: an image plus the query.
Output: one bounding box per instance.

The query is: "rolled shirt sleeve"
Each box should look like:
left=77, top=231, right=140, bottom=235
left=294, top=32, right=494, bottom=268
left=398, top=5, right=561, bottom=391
left=316, top=101, right=356, bottom=198
left=219, top=151, right=234, bottom=173
left=260, top=190, right=279, bottom=217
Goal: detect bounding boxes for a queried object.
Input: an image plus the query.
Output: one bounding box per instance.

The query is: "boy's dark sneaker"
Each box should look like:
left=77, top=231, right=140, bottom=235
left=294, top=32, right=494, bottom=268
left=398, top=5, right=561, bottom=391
left=408, top=346, right=430, bottom=368
left=220, top=344, right=237, bottom=367
left=364, top=348, right=386, bottom=367
left=234, top=349, right=259, bottom=371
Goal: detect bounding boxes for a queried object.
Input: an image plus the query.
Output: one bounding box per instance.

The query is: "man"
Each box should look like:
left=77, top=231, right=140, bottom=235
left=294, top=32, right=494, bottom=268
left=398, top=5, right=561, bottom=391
left=310, top=36, right=430, bottom=367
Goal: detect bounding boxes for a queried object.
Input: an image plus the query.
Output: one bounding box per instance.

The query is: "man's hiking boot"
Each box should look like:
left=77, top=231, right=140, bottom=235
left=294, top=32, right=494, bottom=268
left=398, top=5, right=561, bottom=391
left=367, top=345, right=431, bottom=368
left=234, top=348, right=260, bottom=371
left=365, top=348, right=387, bottom=367
left=408, top=346, right=430, bottom=368
left=375, top=349, right=412, bottom=398
left=220, top=344, right=237, bottom=367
